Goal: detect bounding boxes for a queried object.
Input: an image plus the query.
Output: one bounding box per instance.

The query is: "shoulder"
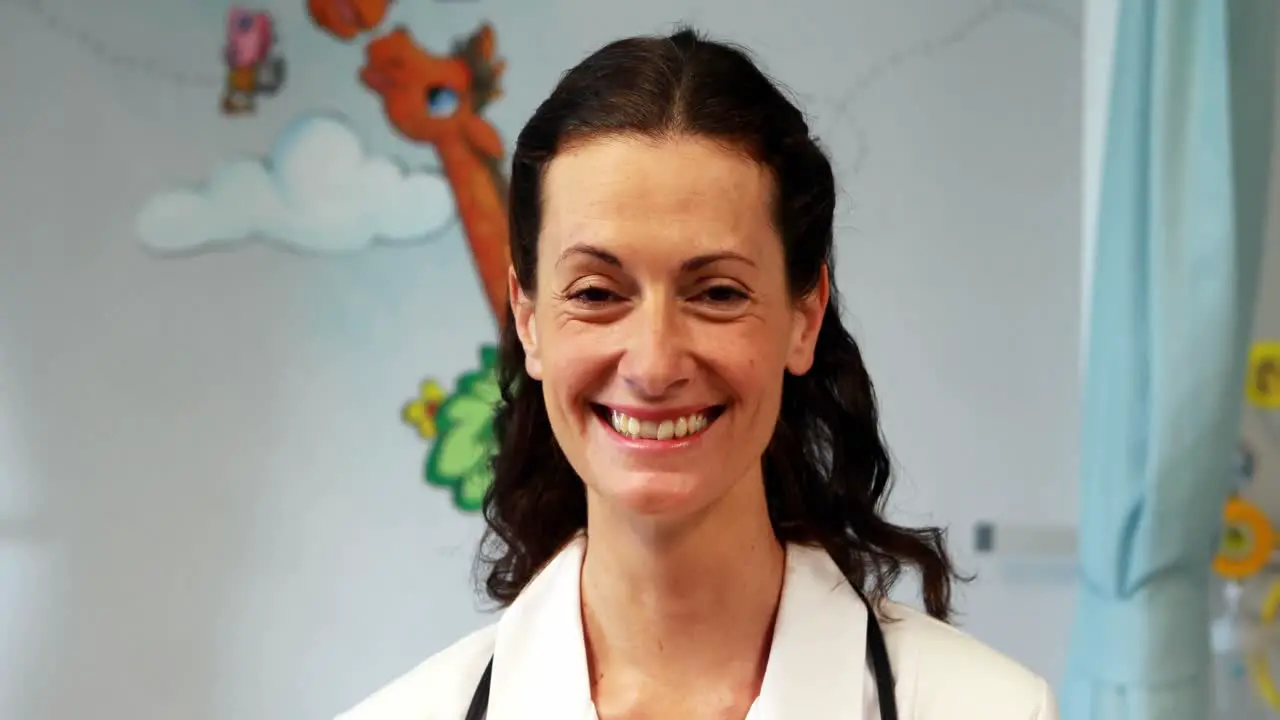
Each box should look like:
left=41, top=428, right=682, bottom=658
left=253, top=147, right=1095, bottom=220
left=335, top=623, right=497, bottom=720
left=878, top=603, right=1058, bottom=719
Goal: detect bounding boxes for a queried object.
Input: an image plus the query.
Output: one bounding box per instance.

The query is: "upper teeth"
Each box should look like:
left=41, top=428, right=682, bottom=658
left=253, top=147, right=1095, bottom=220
left=610, top=409, right=710, bottom=440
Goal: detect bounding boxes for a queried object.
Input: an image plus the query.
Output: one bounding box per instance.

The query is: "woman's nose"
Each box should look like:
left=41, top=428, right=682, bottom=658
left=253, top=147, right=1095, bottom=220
left=618, top=298, right=692, bottom=399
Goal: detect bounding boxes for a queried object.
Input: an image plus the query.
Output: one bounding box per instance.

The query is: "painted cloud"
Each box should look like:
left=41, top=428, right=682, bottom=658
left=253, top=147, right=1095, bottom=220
left=136, top=113, right=455, bottom=254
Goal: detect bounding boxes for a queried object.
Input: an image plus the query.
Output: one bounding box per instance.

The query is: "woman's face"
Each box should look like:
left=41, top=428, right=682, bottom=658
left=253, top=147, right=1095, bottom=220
left=511, top=135, right=826, bottom=523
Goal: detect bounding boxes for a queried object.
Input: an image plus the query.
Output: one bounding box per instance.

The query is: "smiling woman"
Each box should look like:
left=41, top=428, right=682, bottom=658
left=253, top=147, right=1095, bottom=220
left=338, top=25, right=1058, bottom=720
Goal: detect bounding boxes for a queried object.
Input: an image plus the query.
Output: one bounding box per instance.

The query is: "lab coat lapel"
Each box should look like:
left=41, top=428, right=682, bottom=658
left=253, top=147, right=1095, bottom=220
left=752, top=544, right=869, bottom=719
left=486, top=539, right=868, bottom=720
left=487, top=536, right=593, bottom=720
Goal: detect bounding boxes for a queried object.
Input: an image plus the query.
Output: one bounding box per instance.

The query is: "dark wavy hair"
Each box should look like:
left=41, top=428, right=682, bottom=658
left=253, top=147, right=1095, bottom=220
left=477, top=26, right=966, bottom=620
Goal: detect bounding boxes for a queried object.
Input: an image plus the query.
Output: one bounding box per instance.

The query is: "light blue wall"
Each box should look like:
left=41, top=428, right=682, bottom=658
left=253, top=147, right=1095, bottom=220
left=0, top=1, right=1083, bottom=718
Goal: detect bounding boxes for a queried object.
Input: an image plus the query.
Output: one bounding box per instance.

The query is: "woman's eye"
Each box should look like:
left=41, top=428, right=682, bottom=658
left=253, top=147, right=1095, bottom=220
left=698, top=285, right=749, bottom=304
left=569, top=286, right=618, bottom=305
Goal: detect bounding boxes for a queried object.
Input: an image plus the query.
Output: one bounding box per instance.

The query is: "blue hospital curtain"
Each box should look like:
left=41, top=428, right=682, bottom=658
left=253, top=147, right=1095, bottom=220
left=1064, top=0, right=1277, bottom=718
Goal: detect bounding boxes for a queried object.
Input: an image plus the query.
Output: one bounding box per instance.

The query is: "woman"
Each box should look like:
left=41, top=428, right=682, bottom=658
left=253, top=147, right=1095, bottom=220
left=340, top=26, right=1057, bottom=720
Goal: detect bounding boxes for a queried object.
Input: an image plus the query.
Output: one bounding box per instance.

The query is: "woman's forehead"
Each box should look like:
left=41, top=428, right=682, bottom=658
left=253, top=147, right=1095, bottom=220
left=539, top=136, right=778, bottom=264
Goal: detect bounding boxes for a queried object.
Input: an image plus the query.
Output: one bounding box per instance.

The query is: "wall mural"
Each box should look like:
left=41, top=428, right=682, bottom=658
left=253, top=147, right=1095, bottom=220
left=136, top=111, right=457, bottom=254
left=1213, top=341, right=1280, bottom=711
left=221, top=7, right=287, bottom=115
left=126, top=0, right=1068, bottom=516
left=135, top=2, right=508, bottom=512
left=354, top=23, right=509, bottom=512
left=405, top=347, right=500, bottom=511
left=356, top=22, right=511, bottom=322
left=307, top=0, right=393, bottom=41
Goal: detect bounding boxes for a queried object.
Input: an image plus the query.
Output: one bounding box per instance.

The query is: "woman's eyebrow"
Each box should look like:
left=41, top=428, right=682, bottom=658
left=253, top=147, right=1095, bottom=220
left=555, top=244, right=756, bottom=271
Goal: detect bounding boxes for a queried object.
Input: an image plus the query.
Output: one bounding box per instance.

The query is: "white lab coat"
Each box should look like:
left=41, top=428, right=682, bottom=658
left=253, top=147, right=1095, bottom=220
left=337, top=536, right=1058, bottom=720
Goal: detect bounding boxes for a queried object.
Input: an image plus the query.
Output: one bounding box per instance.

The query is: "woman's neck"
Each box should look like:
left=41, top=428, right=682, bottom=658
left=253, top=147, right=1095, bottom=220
left=579, top=480, right=785, bottom=716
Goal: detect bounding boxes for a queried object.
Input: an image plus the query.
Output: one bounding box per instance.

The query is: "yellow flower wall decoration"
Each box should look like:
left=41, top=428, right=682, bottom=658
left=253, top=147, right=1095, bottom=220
left=402, top=379, right=447, bottom=439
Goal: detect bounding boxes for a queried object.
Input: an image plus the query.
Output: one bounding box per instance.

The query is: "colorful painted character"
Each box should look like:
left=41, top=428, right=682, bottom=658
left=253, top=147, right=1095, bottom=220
left=221, top=7, right=287, bottom=115
left=360, top=24, right=510, bottom=325
left=308, top=0, right=394, bottom=41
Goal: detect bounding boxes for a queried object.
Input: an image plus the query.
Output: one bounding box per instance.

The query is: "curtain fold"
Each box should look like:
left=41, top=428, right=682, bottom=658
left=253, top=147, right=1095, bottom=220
left=1064, top=0, right=1277, bottom=717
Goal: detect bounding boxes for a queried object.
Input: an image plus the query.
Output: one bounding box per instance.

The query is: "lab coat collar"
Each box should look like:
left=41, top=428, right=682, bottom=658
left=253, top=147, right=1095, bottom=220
left=487, top=536, right=868, bottom=719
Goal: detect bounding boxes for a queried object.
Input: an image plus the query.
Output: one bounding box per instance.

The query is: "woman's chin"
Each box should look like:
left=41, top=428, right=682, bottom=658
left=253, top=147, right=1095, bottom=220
left=592, top=472, right=715, bottom=520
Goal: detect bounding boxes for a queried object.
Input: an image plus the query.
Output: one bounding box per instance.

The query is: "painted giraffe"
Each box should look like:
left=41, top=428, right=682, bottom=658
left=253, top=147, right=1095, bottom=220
left=359, top=24, right=510, bottom=326
left=307, top=0, right=392, bottom=42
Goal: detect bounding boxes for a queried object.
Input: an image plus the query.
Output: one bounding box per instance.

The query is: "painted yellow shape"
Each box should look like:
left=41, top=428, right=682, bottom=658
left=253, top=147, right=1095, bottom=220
left=403, top=379, right=447, bottom=440
left=1246, top=341, right=1280, bottom=409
